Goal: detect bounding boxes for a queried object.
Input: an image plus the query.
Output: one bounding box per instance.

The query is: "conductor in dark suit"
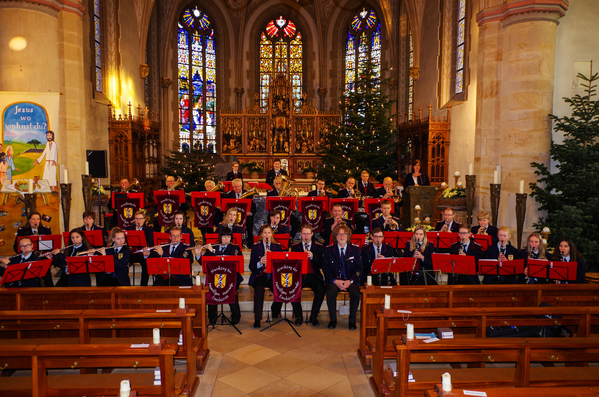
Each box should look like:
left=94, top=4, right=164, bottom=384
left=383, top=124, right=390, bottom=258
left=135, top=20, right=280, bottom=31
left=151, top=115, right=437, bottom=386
left=144, top=227, right=192, bottom=286
left=321, top=203, right=355, bottom=245
left=125, top=210, right=154, bottom=286
left=290, top=225, right=326, bottom=326
left=448, top=226, right=482, bottom=285
left=307, top=178, right=333, bottom=197
left=358, top=170, right=376, bottom=197
left=435, top=208, right=461, bottom=233
left=226, top=161, right=243, bottom=182
left=471, top=210, right=498, bottom=245
left=403, top=159, right=431, bottom=187
left=13, top=211, right=51, bottom=253
left=361, top=228, right=395, bottom=285
left=265, top=159, right=288, bottom=188
left=1, top=237, right=52, bottom=287
left=323, top=224, right=362, bottom=330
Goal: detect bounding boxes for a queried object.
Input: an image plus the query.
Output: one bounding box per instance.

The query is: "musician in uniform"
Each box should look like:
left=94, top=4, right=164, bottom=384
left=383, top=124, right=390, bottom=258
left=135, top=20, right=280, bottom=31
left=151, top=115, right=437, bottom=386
left=337, top=177, right=357, bottom=198
left=223, top=178, right=256, bottom=247
left=554, top=237, right=587, bottom=284
left=125, top=210, right=154, bottom=286
left=471, top=210, right=498, bottom=245
left=483, top=226, right=519, bottom=284
left=268, top=210, right=290, bottom=235
left=13, top=211, right=51, bottom=253
left=373, top=177, right=394, bottom=199
left=321, top=203, right=355, bottom=245
left=448, top=226, right=482, bottom=285
left=308, top=178, right=332, bottom=197
left=96, top=227, right=131, bottom=286
left=265, top=159, right=288, bottom=188
left=361, top=228, right=396, bottom=285
left=167, top=210, right=196, bottom=246
left=371, top=199, right=405, bottom=231
left=248, top=225, right=283, bottom=328
left=323, top=224, right=362, bottom=330
left=1, top=236, right=52, bottom=287
left=290, top=225, right=326, bottom=326
left=50, top=228, right=95, bottom=287
left=435, top=208, right=461, bottom=233
left=267, top=176, right=283, bottom=196
left=143, top=226, right=192, bottom=286
left=403, top=225, right=437, bottom=285
left=216, top=207, right=245, bottom=235
left=520, top=232, right=552, bottom=284
left=358, top=170, right=376, bottom=197
left=107, top=178, right=137, bottom=229
left=226, top=161, right=243, bottom=182
left=80, top=210, right=107, bottom=246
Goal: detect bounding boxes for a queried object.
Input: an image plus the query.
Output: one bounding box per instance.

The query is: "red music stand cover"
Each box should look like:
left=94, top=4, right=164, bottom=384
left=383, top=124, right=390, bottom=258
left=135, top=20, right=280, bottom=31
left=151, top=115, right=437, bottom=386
left=266, top=197, right=296, bottom=227
left=527, top=259, right=578, bottom=281
left=298, top=196, right=328, bottom=232
left=18, top=234, right=62, bottom=252
left=384, top=232, right=413, bottom=249
left=371, top=257, right=416, bottom=274
left=201, top=255, right=245, bottom=274
left=111, top=192, right=145, bottom=208
left=147, top=258, right=191, bottom=277
left=202, top=256, right=243, bottom=305
left=191, top=191, right=221, bottom=207
left=153, top=232, right=191, bottom=245
left=267, top=252, right=309, bottom=303
left=222, top=181, right=233, bottom=192
left=123, top=230, right=147, bottom=248
left=67, top=255, right=115, bottom=274
left=472, top=234, right=493, bottom=252
left=204, top=233, right=243, bottom=248
left=351, top=234, right=367, bottom=247
left=253, top=234, right=291, bottom=250
left=152, top=190, right=185, bottom=205
left=248, top=182, right=273, bottom=190
left=298, top=196, right=329, bottom=211
left=153, top=190, right=185, bottom=226
left=429, top=232, right=460, bottom=249
left=62, top=230, right=104, bottom=247
left=479, top=258, right=525, bottom=276
left=329, top=198, right=359, bottom=222
left=221, top=199, right=251, bottom=229
left=1, top=259, right=52, bottom=284
left=432, top=253, right=476, bottom=275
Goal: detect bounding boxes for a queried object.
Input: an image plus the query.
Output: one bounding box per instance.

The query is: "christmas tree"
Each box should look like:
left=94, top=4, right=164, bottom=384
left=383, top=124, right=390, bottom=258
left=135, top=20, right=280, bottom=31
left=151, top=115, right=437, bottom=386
left=161, top=148, right=217, bottom=192
left=317, top=64, right=398, bottom=186
left=530, top=67, right=599, bottom=271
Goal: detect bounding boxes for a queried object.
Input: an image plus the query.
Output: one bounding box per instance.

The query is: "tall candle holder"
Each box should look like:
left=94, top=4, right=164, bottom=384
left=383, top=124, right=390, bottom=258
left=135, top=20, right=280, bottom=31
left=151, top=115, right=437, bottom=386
left=515, top=193, right=527, bottom=249
left=465, top=175, right=476, bottom=226
left=60, top=183, right=72, bottom=231
left=82, top=174, right=93, bottom=212
left=24, top=193, right=37, bottom=218
left=454, top=174, right=461, bottom=188
left=490, top=184, right=501, bottom=226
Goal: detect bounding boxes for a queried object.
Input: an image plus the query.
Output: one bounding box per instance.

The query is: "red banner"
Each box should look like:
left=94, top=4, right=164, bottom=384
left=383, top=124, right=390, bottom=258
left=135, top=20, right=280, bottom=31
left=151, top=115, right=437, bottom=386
left=300, top=199, right=325, bottom=232
left=116, top=196, right=142, bottom=229
left=155, top=194, right=181, bottom=226
left=268, top=252, right=308, bottom=303
left=193, top=196, right=217, bottom=228
left=221, top=199, right=251, bottom=230
left=266, top=197, right=295, bottom=226
left=329, top=198, right=359, bottom=223
left=204, top=258, right=239, bottom=305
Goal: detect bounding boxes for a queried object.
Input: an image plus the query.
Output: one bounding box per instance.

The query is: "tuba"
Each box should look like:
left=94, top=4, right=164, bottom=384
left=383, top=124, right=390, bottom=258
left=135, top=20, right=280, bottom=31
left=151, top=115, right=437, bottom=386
left=279, top=174, right=300, bottom=201
left=239, top=186, right=259, bottom=199
left=167, top=176, right=185, bottom=191
left=209, top=181, right=225, bottom=192
left=124, top=178, right=141, bottom=192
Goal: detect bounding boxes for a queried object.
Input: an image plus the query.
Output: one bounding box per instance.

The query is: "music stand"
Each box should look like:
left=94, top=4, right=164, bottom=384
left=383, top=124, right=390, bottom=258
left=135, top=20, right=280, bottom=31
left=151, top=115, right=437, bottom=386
left=429, top=232, right=460, bottom=249
left=432, top=253, right=476, bottom=284
left=123, top=230, right=147, bottom=248
left=472, top=234, right=493, bottom=252
left=147, top=257, right=191, bottom=286
left=383, top=232, right=413, bottom=249
left=205, top=233, right=244, bottom=248
left=0, top=259, right=52, bottom=286
left=153, top=232, right=191, bottom=245
left=201, top=255, right=244, bottom=334
left=371, top=257, right=420, bottom=285
left=527, top=259, right=578, bottom=282
left=17, top=234, right=62, bottom=253
left=262, top=251, right=309, bottom=337
left=479, top=259, right=525, bottom=277
left=67, top=256, right=115, bottom=280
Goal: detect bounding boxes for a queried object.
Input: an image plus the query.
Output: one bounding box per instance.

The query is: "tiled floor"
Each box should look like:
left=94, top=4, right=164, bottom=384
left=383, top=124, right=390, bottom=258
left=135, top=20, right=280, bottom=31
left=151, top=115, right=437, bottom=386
left=194, top=313, right=375, bottom=397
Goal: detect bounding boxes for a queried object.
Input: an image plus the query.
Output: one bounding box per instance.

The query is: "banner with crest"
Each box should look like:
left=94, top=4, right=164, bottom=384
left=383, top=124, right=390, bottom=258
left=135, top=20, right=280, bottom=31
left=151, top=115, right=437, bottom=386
left=204, top=259, right=238, bottom=305
left=300, top=200, right=324, bottom=232
left=156, top=194, right=180, bottom=226
left=116, top=196, right=141, bottom=229
left=266, top=197, right=295, bottom=227
left=220, top=199, right=251, bottom=230
left=193, top=196, right=216, bottom=228
left=329, top=198, right=359, bottom=224
left=271, top=258, right=304, bottom=303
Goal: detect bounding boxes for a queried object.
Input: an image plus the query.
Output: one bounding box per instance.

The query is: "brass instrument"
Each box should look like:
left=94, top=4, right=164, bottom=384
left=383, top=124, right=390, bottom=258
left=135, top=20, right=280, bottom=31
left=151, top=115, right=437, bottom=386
left=167, top=176, right=185, bottom=191
left=124, top=178, right=141, bottom=193
left=385, top=215, right=399, bottom=231
left=239, top=186, right=259, bottom=199
left=479, top=227, right=488, bottom=236
left=209, top=181, right=225, bottom=192
left=279, top=174, right=300, bottom=201
left=391, top=181, right=401, bottom=203
left=440, top=222, right=449, bottom=233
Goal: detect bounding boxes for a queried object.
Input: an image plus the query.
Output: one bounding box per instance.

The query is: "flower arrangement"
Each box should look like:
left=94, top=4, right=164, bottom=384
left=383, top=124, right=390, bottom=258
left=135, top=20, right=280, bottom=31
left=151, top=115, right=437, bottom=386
left=440, top=187, right=466, bottom=199
left=406, top=224, right=435, bottom=232
left=92, top=185, right=109, bottom=196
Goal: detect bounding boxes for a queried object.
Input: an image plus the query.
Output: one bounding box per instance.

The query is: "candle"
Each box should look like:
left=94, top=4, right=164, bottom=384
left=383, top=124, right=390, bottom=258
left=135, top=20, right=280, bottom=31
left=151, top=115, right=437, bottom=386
left=195, top=275, right=201, bottom=286
left=63, top=169, right=68, bottom=184
left=414, top=217, right=420, bottom=223
left=367, top=275, right=372, bottom=286
left=542, top=227, right=550, bottom=234
left=384, top=294, right=390, bottom=309
left=442, top=372, right=452, bottom=392
left=28, top=179, right=33, bottom=194
left=542, top=238, right=547, bottom=245
left=468, top=163, right=473, bottom=175
left=440, top=182, right=447, bottom=188
left=152, top=328, right=160, bottom=344
left=497, top=166, right=502, bottom=182
left=519, top=179, right=524, bottom=194
left=179, top=298, right=186, bottom=309
left=120, top=380, right=131, bottom=396
left=457, top=182, right=463, bottom=187
left=85, top=161, right=89, bottom=175
left=414, top=205, right=421, bottom=211
left=454, top=171, right=460, bottom=177
left=493, top=170, right=498, bottom=184
left=406, top=323, right=414, bottom=340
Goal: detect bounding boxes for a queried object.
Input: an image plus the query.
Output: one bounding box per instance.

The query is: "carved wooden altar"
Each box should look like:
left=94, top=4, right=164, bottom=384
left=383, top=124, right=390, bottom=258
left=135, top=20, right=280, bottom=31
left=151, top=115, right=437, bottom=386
left=220, top=74, right=340, bottom=178
left=397, top=104, right=451, bottom=184
left=108, top=103, right=161, bottom=187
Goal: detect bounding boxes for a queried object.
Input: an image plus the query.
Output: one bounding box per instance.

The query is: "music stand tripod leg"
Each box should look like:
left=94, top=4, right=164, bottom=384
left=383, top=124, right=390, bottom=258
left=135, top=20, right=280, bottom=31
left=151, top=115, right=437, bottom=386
left=261, top=301, right=301, bottom=338
left=212, top=303, right=242, bottom=335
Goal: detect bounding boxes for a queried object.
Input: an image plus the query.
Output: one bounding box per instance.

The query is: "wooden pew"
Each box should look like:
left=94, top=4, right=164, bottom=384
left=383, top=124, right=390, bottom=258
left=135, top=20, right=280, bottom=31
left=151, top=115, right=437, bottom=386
left=0, top=343, right=184, bottom=397
left=0, top=309, right=200, bottom=394
left=370, top=306, right=599, bottom=397
left=0, top=285, right=210, bottom=373
left=388, top=337, right=599, bottom=397
left=425, top=386, right=599, bottom=397
left=359, top=284, right=599, bottom=373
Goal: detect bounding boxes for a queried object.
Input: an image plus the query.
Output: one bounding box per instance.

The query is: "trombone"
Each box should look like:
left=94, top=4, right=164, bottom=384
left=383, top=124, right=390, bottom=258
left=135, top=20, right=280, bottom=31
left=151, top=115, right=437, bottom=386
left=124, top=178, right=141, bottom=192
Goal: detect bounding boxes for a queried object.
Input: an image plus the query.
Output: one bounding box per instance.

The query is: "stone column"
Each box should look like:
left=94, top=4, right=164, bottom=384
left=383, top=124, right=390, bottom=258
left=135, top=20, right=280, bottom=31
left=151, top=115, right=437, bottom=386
left=474, top=0, right=568, bottom=245
left=234, top=87, right=245, bottom=112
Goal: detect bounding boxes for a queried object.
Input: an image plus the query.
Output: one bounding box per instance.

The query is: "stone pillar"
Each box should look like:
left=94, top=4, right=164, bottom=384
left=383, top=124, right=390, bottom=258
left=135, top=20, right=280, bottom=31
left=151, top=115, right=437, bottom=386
left=474, top=0, right=568, bottom=245
left=234, top=87, right=245, bottom=112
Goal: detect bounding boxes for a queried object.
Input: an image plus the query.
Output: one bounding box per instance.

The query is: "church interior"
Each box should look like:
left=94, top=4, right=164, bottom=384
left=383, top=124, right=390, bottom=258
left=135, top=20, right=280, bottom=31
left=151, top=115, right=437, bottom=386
left=1, top=0, right=599, bottom=396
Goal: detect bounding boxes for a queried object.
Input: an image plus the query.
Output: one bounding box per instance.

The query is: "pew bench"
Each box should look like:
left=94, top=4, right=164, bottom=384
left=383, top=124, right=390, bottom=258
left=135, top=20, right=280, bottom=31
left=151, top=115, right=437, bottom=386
left=0, top=343, right=185, bottom=397
left=424, top=386, right=599, bottom=397
left=384, top=337, right=599, bottom=397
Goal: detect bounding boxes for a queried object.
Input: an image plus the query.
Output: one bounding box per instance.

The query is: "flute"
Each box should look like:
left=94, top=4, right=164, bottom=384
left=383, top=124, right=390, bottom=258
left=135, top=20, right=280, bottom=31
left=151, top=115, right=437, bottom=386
left=133, top=243, right=172, bottom=254
left=184, top=243, right=223, bottom=251
left=75, top=245, right=118, bottom=256
left=39, top=244, right=75, bottom=257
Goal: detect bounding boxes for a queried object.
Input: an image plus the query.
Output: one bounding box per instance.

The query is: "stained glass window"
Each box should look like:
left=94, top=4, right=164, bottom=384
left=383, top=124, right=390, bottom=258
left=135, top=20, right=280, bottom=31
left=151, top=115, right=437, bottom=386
left=455, top=0, right=466, bottom=94
left=345, top=7, right=381, bottom=93
left=94, top=0, right=102, bottom=92
left=408, top=31, right=414, bottom=120
left=177, top=6, right=217, bottom=153
left=259, top=16, right=303, bottom=112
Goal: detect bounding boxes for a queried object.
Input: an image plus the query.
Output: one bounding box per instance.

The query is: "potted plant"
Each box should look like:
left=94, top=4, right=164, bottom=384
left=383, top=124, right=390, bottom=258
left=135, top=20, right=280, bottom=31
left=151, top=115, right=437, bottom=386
left=241, top=161, right=264, bottom=179
left=302, top=166, right=317, bottom=179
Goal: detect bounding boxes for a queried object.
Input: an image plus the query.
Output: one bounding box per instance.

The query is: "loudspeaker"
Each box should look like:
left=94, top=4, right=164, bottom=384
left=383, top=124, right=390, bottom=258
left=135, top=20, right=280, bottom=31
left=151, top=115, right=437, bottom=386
left=86, top=150, right=108, bottom=179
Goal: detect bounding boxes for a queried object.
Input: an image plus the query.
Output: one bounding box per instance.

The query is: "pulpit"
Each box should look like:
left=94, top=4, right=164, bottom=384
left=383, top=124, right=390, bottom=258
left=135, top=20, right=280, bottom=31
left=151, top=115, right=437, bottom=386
left=402, top=186, right=438, bottom=229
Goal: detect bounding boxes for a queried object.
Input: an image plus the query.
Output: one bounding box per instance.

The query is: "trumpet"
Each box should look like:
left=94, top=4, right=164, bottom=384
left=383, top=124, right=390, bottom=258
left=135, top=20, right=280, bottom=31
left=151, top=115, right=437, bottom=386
left=134, top=243, right=172, bottom=254
left=385, top=215, right=399, bottom=231
left=440, top=222, right=449, bottom=233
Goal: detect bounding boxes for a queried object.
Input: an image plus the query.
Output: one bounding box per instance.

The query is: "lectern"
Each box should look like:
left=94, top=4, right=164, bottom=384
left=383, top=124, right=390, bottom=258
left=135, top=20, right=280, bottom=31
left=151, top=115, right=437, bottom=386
left=402, top=186, right=438, bottom=228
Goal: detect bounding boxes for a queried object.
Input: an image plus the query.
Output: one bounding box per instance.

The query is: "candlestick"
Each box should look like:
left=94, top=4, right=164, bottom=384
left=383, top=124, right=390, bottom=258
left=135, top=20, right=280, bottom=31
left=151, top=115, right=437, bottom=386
left=515, top=193, right=528, bottom=249
left=406, top=323, right=414, bottom=340
left=465, top=175, right=476, bottom=226
left=179, top=298, right=186, bottom=309
left=442, top=372, right=452, bottom=392
left=60, top=183, right=72, bottom=231
left=457, top=181, right=462, bottom=187
left=519, top=179, right=524, bottom=194
left=490, top=183, right=501, bottom=227
left=454, top=171, right=460, bottom=177
left=384, top=294, right=390, bottom=309
left=468, top=163, right=473, bottom=175
left=81, top=174, right=93, bottom=212
left=414, top=205, right=421, bottom=211
left=440, top=182, right=447, bottom=189
left=152, top=328, right=160, bottom=344
left=493, top=170, right=498, bottom=184
left=367, top=275, right=372, bottom=286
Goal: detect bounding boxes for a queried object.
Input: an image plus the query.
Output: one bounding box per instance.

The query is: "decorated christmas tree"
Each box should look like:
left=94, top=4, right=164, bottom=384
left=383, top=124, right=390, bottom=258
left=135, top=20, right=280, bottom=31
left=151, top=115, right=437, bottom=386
left=530, top=68, right=599, bottom=271
left=317, top=64, right=398, bottom=186
left=161, top=148, right=217, bottom=192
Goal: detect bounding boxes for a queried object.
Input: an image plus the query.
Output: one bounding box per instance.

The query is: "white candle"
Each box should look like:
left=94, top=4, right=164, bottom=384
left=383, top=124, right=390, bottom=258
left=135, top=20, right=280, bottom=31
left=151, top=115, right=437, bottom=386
left=406, top=323, right=414, bottom=340
left=120, top=380, right=131, bottom=397
left=442, top=372, right=452, bottom=392
left=468, top=163, right=473, bottom=175
left=542, top=227, right=550, bottom=234
left=454, top=171, right=460, bottom=177
left=63, top=169, right=68, bottom=184
left=440, top=182, right=447, bottom=188
left=367, top=275, right=372, bottom=286
left=496, top=166, right=502, bottom=182
left=493, top=170, right=498, bottom=184
left=152, top=328, right=160, bottom=344
left=384, top=294, right=390, bottom=309
left=519, top=179, right=524, bottom=194
left=28, top=179, right=33, bottom=194
left=414, top=205, right=421, bottom=211
left=179, top=298, right=186, bottom=309
left=457, top=182, right=463, bottom=187
left=195, top=275, right=201, bottom=286
left=85, top=161, right=89, bottom=175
